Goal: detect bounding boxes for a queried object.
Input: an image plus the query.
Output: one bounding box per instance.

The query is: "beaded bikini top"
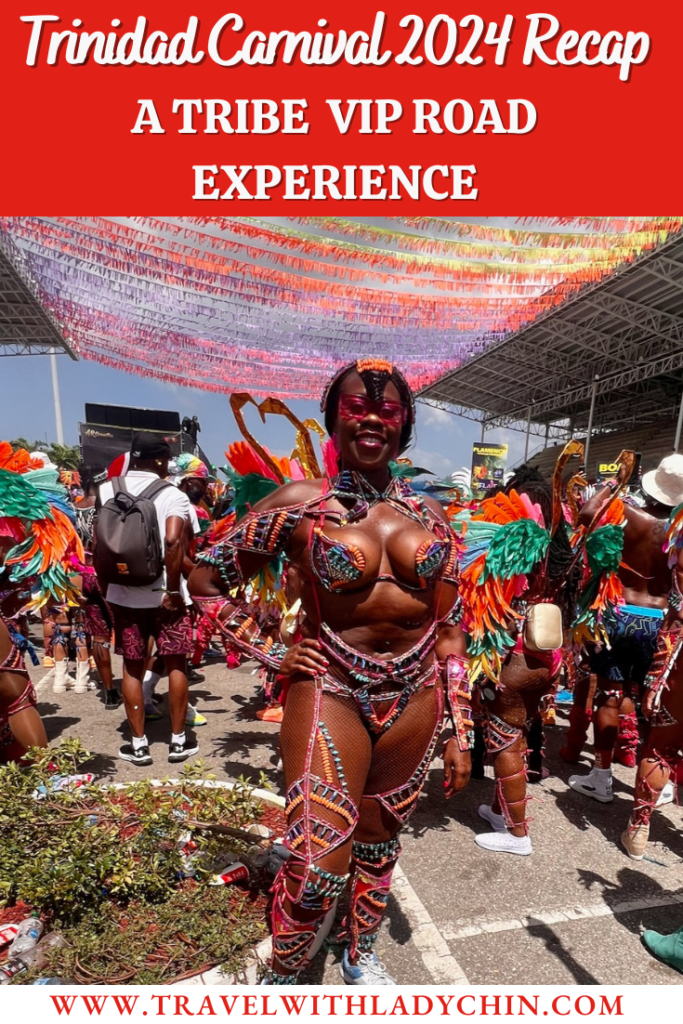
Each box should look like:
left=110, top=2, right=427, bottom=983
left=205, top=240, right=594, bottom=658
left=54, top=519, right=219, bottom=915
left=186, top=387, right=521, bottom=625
left=309, top=471, right=457, bottom=594
left=202, top=469, right=459, bottom=598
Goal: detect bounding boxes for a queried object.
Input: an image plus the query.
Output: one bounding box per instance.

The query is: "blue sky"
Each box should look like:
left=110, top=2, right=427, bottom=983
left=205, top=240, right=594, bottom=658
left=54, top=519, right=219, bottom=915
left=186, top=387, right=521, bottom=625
left=1, top=354, right=530, bottom=477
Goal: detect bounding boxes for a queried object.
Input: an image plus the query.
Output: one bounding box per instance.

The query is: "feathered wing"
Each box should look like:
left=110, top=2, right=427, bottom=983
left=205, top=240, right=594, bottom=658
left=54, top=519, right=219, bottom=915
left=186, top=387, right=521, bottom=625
left=0, top=458, right=85, bottom=610
left=572, top=499, right=625, bottom=646
left=457, top=491, right=551, bottom=683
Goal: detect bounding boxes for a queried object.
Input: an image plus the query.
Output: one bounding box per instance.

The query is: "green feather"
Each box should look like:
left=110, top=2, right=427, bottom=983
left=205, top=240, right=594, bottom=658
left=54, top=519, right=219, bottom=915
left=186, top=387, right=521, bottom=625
left=233, top=474, right=280, bottom=522
left=585, top=524, right=624, bottom=574
left=0, top=469, right=51, bottom=521
left=483, top=519, right=550, bottom=581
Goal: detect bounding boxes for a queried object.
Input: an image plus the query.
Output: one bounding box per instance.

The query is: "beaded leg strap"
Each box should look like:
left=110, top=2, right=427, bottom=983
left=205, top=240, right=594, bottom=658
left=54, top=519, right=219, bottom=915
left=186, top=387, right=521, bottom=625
left=344, top=838, right=402, bottom=957
left=495, top=767, right=532, bottom=834
left=270, top=688, right=355, bottom=979
left=483, top=713, right=530, bottom=832
left=269, top=866, right=348, bottom=978
left=484, top=711, right=523, bottom=755
left=631, top=752, right=676, bottom=830
left=442, top=654, right=474, bottom=751
left=645, top=628, right=683, bottom=704
left=615, top=711, right=639, bottom=761
left=284, top=687, right=359, bottom=904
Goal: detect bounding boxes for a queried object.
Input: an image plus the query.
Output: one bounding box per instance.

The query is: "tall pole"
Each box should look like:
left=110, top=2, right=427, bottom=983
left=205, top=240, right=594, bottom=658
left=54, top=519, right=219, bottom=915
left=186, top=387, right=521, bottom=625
left=480, top=420, right=486, bottom=442
left=675, top=388, right=683, bottom=453
left=524, top=407, right=532, bottom=461
left=583, top=377, right=598, bottom=477
left=50, top=351, right=64, bottom=445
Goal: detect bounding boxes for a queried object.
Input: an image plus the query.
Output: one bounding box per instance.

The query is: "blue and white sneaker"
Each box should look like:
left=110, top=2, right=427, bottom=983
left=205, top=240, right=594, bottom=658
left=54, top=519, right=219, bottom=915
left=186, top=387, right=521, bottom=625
left=340, top=949, right=396, bottom=985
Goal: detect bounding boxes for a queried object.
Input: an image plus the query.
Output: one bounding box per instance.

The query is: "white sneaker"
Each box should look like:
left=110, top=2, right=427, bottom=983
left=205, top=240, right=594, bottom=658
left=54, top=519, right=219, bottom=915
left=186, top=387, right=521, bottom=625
left=656, top=782, right=675, bottom=808
left=478, top=804, right=507, bottom=832
left=474, top=831, right=533, bottom=856
left=340, top=949, right=396, bottom=985
left=568, top=768, right=613, bottom=803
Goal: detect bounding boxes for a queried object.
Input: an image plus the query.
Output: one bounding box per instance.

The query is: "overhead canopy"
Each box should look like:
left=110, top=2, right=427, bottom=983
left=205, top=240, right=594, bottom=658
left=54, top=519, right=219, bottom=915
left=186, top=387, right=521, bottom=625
left=420, top=228, right=683, bottom=438
left=1, top=217, right=681, bottom=398
left=0, top=242, right=76, bottom=359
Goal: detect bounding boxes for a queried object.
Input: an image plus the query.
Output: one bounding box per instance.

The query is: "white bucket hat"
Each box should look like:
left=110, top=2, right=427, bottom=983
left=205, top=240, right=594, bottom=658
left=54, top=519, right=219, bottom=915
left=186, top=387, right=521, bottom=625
left=641, top=453, right=683, bottom=507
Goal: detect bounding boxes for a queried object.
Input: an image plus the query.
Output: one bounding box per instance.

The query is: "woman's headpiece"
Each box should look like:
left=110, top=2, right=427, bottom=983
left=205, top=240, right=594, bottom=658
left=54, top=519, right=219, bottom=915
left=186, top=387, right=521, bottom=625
left=321, top=358, right=415, bottom=450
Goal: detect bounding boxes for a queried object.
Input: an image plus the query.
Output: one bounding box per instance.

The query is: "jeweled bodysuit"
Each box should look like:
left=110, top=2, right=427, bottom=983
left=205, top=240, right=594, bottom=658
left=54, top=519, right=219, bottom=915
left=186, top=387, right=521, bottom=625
left=198, top=471, right=460, bottom=978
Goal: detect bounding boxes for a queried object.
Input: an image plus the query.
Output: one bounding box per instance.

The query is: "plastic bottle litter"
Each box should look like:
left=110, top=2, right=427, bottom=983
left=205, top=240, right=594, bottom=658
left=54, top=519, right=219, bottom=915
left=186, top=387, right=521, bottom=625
left=209, top=862, right=250, bottom=886
left=0, top=932, right=68, bottom=984
left=33, top=774, right=94, bottom=801
left=8, top=913, right=43, bottom=956
left=33, top=978, right=73, bottom=985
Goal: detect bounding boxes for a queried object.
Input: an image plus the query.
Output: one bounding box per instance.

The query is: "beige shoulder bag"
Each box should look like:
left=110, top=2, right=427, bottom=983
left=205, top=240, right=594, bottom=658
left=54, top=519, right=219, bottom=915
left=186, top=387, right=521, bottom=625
left=524, top=602, right=563, bottom=652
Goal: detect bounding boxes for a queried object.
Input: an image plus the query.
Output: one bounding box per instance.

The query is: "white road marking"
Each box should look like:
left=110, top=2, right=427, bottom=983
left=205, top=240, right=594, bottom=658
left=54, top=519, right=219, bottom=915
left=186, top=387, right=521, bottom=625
left=442, top=890, right=683, bottom=942
left=34, top=668, right=55, bottom=695
left=392, top=863, right=470, bottom=984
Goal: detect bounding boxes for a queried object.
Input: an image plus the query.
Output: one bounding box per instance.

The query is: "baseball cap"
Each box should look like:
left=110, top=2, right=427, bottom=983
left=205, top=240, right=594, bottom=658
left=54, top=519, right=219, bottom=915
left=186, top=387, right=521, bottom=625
left=130, top=432, right=172, bottom=460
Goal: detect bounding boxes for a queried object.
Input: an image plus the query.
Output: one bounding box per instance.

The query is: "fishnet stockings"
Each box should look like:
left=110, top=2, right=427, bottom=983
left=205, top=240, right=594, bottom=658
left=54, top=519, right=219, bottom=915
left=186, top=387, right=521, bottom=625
left=270, top=679, right=442, bottom=975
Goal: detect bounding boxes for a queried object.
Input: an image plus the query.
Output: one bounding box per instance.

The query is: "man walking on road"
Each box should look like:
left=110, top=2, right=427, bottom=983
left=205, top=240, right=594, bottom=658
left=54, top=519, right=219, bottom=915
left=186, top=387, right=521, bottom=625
left=96, top=432, right=198, bottom=767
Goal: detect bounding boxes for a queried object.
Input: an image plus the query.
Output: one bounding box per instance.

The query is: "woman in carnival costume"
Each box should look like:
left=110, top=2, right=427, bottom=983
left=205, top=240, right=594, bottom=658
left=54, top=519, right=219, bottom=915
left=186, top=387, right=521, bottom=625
left=189, top=360, right=472, bottom=984
left=0, top=442, right=85, bottom=760
left=456, top=448, right=587, bottom=856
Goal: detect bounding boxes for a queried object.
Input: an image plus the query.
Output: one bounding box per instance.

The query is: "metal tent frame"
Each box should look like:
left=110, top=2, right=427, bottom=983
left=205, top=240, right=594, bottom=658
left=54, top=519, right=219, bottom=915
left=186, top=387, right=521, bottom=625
left=419, top=230, right=683, bottom=460
left=0, top=240, right=76, bottom=360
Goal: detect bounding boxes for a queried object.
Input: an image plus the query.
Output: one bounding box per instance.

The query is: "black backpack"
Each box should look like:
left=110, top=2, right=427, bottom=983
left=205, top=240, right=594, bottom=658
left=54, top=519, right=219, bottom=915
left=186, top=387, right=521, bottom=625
left=94, top=477, right=171, bottom=587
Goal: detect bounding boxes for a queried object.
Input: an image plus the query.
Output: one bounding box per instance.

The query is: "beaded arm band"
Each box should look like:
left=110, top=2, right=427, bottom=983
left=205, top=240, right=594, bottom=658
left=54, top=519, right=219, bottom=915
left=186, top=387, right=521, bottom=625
left=198, top=504, right=307, bottom=591
left=441, top=654, right=474, bottom=751
left=192, top=595, right=287, bottom=672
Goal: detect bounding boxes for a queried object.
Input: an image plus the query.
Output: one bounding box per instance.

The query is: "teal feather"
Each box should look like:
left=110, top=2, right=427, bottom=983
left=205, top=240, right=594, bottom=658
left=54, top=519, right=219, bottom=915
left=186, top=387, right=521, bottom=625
left=483, top=519, right=550, bottom=581
left=0, top=470, right=52, bottom=521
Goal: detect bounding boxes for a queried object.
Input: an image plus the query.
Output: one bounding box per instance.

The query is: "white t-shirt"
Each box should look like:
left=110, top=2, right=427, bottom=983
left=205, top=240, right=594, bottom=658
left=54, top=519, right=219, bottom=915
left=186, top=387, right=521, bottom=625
left=98, top=471, right=192, bottom=609
left=187, top=503, right=201, bottom=536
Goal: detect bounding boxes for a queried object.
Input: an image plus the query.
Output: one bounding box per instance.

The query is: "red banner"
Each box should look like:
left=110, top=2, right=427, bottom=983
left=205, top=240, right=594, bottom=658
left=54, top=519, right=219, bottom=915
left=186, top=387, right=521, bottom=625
left=0, top=1, right=675, bottom=211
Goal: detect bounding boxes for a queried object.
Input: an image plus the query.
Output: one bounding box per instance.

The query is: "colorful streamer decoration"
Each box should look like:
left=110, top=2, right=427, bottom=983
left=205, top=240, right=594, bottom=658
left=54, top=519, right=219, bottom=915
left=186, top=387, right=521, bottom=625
left=1, top=216, right=681, bottom=398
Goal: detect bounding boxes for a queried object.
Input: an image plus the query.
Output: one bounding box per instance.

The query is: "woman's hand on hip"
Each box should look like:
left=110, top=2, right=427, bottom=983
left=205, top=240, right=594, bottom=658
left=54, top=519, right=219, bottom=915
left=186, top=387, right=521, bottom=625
left=280, top=638, right=329, bottom=679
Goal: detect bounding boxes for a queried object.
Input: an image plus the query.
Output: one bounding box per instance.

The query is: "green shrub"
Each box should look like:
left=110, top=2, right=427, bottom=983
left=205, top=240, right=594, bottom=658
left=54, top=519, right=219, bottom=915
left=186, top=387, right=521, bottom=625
left=0, top=740, right=272, bottom=983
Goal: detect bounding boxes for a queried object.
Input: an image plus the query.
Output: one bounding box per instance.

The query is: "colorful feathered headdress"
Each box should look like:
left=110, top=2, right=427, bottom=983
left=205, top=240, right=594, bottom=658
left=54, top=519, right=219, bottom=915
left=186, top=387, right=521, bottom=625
left=0, top=442, right=85, bottom=610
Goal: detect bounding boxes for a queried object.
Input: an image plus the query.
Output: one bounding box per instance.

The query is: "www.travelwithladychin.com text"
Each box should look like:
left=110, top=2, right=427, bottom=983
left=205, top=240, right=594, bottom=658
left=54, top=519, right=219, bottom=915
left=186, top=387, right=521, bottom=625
left=47, top=992, right=626, bottom=1020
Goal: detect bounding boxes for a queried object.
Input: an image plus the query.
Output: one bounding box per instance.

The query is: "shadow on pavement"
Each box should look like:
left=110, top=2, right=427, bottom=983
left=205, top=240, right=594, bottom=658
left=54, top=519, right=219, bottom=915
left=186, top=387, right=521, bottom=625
left=526, top=921, right=600, bottom=984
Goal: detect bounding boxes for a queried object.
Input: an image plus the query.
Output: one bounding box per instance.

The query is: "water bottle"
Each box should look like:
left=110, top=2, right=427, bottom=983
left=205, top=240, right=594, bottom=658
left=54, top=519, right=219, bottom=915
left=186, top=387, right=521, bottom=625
left=8, top=913, right=43, bottom=956
left=0, top=933, right=68, bottom=984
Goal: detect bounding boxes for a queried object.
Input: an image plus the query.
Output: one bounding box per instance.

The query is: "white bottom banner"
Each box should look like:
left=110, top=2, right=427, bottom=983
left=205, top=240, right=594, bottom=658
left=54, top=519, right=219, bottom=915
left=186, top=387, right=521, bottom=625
left=0, top=985, right=677, bottom=1022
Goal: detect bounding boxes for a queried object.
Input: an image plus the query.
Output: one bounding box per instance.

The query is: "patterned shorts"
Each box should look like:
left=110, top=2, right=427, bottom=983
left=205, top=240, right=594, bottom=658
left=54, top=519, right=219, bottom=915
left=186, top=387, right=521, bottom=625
left=82, top=574, right=113, bottom=640
left=590, top=605, right=663, bottom=686
left=111, top=604, right=193, bottom=661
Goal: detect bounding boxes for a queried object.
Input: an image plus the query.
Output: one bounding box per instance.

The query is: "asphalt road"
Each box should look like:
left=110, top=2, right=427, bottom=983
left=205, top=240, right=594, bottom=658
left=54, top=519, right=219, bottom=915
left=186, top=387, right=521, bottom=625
left=26, top=651, right=683, bottom=987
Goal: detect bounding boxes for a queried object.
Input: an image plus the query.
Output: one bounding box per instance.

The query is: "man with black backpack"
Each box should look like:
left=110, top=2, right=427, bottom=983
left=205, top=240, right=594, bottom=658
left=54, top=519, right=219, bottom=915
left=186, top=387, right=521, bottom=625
left=95, top=432, right=198, bottom=767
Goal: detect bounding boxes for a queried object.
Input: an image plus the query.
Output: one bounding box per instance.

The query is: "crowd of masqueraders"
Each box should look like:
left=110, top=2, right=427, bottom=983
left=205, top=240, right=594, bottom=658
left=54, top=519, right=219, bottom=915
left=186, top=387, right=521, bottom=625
left=3, top=357, right=683, bottom=983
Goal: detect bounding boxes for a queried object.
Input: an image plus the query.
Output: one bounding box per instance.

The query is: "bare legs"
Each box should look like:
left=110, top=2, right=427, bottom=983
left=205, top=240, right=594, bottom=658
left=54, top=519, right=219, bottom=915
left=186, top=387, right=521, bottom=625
left=122, top=654, right=188, bottom=737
